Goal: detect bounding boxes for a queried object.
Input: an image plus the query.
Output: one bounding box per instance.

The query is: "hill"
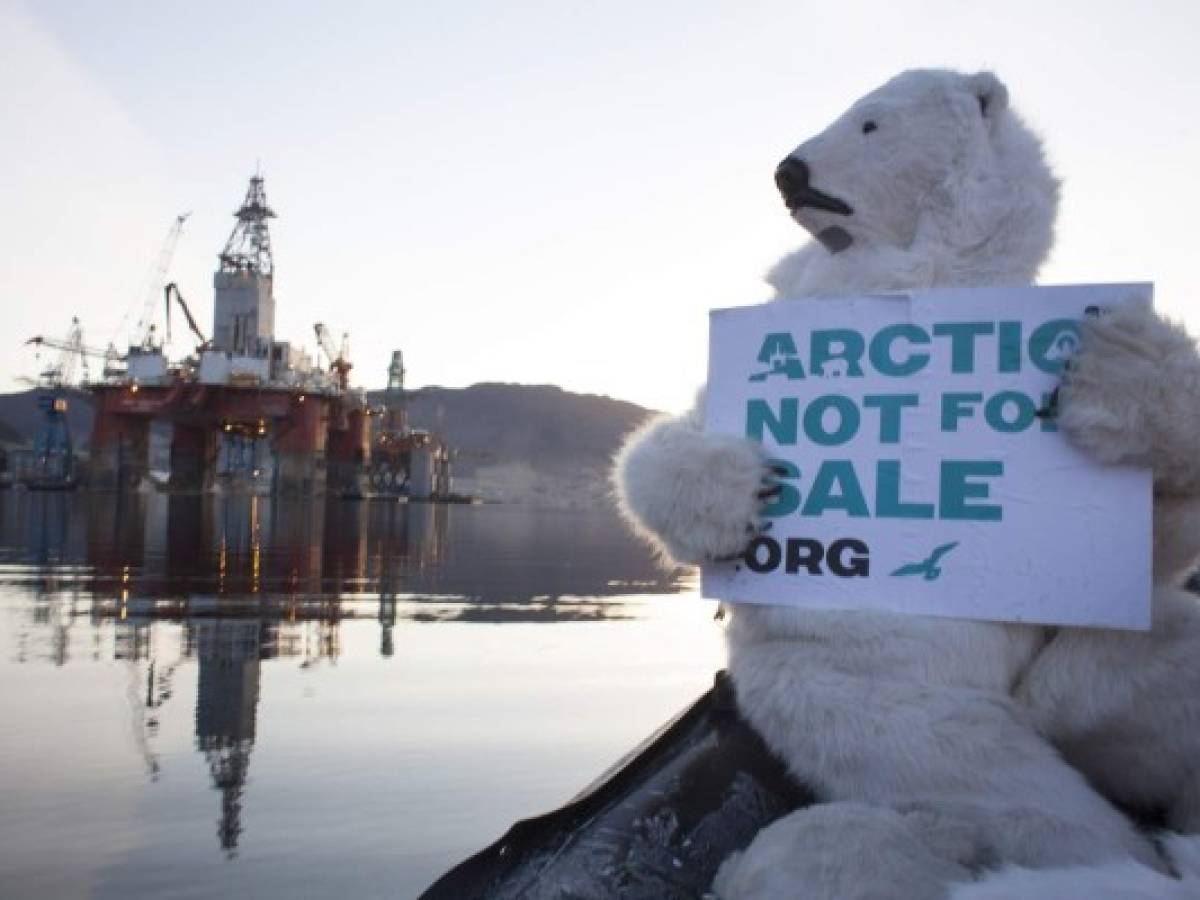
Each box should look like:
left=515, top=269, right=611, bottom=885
left=0, top=384, right=656, bottom=506
left=0, top=389, right=92, bottom=448
left=384, top=382, right=657, bottom=507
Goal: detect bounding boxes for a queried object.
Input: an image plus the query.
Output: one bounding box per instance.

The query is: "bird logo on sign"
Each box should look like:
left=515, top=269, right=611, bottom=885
left=891, top=542, right=960, bottom=581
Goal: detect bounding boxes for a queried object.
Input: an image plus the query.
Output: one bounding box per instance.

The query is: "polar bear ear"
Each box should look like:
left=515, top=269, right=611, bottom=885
left=968, top=71, right=1008, bottom=125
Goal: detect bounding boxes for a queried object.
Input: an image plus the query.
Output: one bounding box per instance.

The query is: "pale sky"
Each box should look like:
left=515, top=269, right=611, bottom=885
left=2, top=0, right=1198, bottom=413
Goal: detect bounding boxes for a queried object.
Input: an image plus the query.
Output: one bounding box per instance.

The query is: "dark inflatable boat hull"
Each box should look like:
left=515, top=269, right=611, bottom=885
left=419, top=671, right=813, bottom=899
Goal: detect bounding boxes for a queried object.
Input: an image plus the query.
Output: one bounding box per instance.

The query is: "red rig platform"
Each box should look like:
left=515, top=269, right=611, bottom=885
left=88, top=175, right=374, bottom=496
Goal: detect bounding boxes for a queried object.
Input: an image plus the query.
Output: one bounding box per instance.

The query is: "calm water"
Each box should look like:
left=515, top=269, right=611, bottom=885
left=0, top=492, right=722, bottom=899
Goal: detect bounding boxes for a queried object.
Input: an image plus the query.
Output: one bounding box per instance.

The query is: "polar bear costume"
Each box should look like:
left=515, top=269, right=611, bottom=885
left=614, top=69, right=1200, bottom=897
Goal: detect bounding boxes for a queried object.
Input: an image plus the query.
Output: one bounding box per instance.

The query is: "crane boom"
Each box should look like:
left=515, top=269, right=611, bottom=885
left=313, top=323, right=337, bottom=362
left=26, top=334, right=116, bottom=358
left=313, top=322, right=352, bottom=390
left=134, top=213, right=191, bottom=350
left=26, top=317, right=94, bottom=388
left=163, top=282, right=209, bottom=350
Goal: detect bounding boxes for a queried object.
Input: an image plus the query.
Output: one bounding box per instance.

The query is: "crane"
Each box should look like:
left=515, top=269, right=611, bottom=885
left=313, top=323, right=352, bottom=390
left=133, top=213, right=191, bottom=351
left=26, top=320, right=123, bottom=386
left=21, top=317, right=107, bottom=489
left=27, top=317, right=94, bottom=389
left=163, top=282, right=210, bottom=352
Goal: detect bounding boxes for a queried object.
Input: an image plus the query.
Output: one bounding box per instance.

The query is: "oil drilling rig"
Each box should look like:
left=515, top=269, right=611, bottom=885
left=370, top=349, right=452, bottom=498
left=87, top=174, right=371, bottom=495
left=22, top=172, right=457, bottom=499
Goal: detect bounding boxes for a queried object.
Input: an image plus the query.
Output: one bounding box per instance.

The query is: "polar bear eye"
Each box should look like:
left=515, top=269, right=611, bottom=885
left=861, top=120, right=878, bottom=135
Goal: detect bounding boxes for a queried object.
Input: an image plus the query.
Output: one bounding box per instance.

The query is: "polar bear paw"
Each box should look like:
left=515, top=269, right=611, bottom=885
left=1059, top=301, right=1200, bottom=494
left=949, top=832, right=1200, bottom=900
left=613, top=414, right=767, bottom=565
left=711, top=803, right=975, bottom=900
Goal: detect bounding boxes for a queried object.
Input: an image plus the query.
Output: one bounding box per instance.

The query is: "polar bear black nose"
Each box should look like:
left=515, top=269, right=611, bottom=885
left=774, top=156, right=853, bottom=216
left=775, top=157, right=811, bottom=199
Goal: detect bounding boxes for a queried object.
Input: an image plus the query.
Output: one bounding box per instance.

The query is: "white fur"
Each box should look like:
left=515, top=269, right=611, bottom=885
left=613, top=398, right=765, bottom=564
left=712, top=802, right=976, bottom=900
left=716, top=814, right=1200, bottom=900
left=1016, top=301, right=1200, bottom=835
left=949, top=833, right=1200, bottom=899
left=613, top=68, right=1198, bottom=899
left=765, top=70, right=1057, bottom=299
left=1059, top=301, right=1200, bottom=498
left=1017, top=586, right=1200, bottom=834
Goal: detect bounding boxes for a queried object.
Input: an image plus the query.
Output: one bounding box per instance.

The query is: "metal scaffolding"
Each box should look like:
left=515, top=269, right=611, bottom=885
left=218, top=174, right=276, bottom=276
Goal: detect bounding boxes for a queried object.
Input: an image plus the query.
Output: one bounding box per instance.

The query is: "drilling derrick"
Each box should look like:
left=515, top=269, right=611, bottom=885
left=219, top=175, right=275, bottom=276
left=213, top=175, right=276, bottom=358
left=370, top=350, right=409, bottom=495
left=385, top=350, right=407, bottom=434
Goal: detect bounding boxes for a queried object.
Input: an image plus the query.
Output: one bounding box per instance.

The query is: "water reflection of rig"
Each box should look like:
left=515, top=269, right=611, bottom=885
left=18, top=492, right=446, bottom=858
left=9, top=489, right=682, bottom=856
left=24, top=174, right=455, bottom=499
left=116, top=618, right=338, bottom=857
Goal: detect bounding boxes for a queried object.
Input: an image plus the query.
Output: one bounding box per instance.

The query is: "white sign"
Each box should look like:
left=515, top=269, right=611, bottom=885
left=702, top=284, right=1153, bottom=630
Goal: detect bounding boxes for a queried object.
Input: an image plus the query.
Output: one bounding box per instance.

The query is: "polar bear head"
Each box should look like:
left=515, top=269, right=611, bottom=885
left=769, top=70, right=1059, bottom=297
